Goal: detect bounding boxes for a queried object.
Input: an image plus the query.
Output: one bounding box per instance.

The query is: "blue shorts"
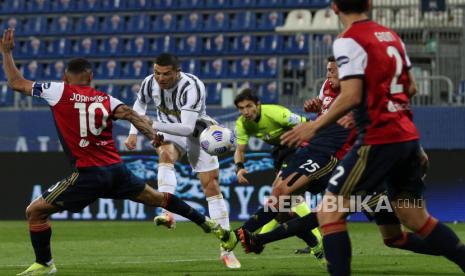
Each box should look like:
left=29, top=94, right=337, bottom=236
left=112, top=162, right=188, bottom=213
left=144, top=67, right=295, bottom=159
left=327, top=140, right=425, bottom=200
left=280, top=146, right=339, bottom=194
left=42, top=162, right=146, bottom=213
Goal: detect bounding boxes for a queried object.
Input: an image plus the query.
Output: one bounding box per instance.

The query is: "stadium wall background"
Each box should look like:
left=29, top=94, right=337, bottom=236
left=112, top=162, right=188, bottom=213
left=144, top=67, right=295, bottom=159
left=0, top=107, right=464, bottom=222
left=0, top=150, right=464, bottom=223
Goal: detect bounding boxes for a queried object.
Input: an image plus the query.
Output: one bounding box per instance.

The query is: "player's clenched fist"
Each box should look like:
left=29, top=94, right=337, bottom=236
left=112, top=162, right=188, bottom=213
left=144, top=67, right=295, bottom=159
left=124, top=134, right=138, bottom=150
left=303, top=98, right=322, bottom=113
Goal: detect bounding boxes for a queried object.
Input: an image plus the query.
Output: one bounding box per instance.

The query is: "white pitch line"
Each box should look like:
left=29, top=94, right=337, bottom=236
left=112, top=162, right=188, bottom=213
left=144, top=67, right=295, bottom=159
left=0, top=255, right=309, bottom=268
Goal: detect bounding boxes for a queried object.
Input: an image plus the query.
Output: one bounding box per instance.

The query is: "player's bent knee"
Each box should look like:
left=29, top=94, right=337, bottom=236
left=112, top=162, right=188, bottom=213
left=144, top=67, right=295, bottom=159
left=25, top=198, right=49, bottom=221
left=158, top=150, right=177, bottom=164
left=317, top=209, right=345, bottom=226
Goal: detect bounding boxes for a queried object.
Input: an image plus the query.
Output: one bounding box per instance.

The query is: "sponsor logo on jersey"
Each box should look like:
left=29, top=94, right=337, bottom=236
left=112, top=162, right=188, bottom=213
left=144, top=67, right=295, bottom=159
left=79, top=139, right=90, bottom=148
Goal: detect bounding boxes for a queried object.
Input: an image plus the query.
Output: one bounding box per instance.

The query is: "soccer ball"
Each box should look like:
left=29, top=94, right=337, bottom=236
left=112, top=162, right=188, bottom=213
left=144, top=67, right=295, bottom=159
left=199, top=125, right=235, bottom=156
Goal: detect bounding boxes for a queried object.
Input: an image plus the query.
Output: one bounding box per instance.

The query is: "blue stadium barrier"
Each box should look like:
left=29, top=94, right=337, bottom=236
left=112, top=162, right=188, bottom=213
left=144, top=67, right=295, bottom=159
left=2, top=0, right=25, bottom=13
left=126, top=0, right=153, bottom=10
left=205, top=0, right=230, bottom=8
left=0, top=85, right=14, bottom=107
left=230, top=11, right=257, bottom=31
left=258, top=82, right=280, bottom=104
left=126, top=14, right=150, bottom=33
left=176, top=35, right=202, bottom=56
left=153, top=0, right=178, bottom=10
left=95, top=60, right=122, bottom=80
left=98, top=37, right=124, bottom=57
left=121, top=60, right=147, bottom=79
left=206, top=83, right=223, bottom=105
left=71, top=37, right=98, bottom=57
left=256, top=58, right=279, bottom=78
left=124, top=36, right=148, bottom=57
left=201, top=59, right=227, bottom=79
left=76, top=0, right=101, bottom=11
left=257, top=34, right=283, bottom=54
left=49, top=16, right=73, bottom=35
left=22, top=17, right=46, bottom=36
left=282, top=33, right=310, bottom=54
left=75, top=15, right=100, bottom=34
left=256, top=11, right=284, bottom=30
left=178, top=13, right=204, bottom=32
left=149, top=35, right=176, bottom=54
left=100, top=15, right=125, bottom=34
left=19, top=38, right=44, bottom=59
left=204, top=12, right=230, bottom=31
left=2, top=16, right=22, bottom=35
left=181, top=59, right=201, bottom=76
left=179, top=0, right=205, bottom=9
left=256, top=0, right=282, bottom=7
left=155, top=13, right=177, bottom=32
left=230, top=58, right=256, bottom=78
left=202, top=34, right=228, bottom=54
left=229, top=35, right=257, bottom=54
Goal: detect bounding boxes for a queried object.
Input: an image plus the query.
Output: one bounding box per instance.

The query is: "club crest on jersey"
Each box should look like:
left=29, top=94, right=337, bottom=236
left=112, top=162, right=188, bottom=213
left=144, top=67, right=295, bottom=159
left=79, top=139, right=90, bottom=148
left=32, top=82, right=48, bottom=97
left=336, top=56, right=350, bottom=67
left=288, top=113, right=301, bottom=124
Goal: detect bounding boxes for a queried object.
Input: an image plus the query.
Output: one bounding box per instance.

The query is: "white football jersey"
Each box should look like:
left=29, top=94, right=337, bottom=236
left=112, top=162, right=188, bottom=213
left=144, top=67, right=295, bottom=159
left=130, top=72, right=216, bottom=136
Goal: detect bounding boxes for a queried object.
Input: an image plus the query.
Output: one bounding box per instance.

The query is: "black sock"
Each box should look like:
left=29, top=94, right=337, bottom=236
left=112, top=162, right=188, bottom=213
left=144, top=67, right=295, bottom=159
left=241, top=207, right=278, bottom=233
left=296, top=230, right=318, bottom=248
left=323, top=231, right=351, bottom=276
left=421, top=221, right=465, bottom=271
left=385, top=232, right=439, bottom=256
left=257, top=213, right=319, bottom=246
left=162, top=193, right=205, bottom=226
left=30, top=223, right=52, bottom=266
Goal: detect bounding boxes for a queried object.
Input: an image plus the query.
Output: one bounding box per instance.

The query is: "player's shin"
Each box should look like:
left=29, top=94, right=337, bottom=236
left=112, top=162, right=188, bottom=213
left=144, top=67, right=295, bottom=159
left=384, top=231, right=439, bottom=256
left=241, top=206, right=278, bottom=233
left=29, top=221, right=53, bottom=266
left=157, top=163, right=177, bottom=214
left=160, top=192, right=206, bottom=227
left=320, top=220, right=351, bottom=276
left=207, top=194, right=230, bottom=230
left=417, top=216, right=465, bottom=271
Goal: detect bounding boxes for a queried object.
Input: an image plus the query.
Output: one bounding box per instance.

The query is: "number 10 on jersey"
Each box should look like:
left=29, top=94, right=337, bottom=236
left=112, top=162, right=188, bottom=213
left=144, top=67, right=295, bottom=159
left=74, top=102, right=109, bottom=137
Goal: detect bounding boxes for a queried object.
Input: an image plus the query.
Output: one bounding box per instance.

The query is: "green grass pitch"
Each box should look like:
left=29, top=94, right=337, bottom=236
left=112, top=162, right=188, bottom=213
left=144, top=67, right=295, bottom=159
left=1, top=221, right=464, bottom=275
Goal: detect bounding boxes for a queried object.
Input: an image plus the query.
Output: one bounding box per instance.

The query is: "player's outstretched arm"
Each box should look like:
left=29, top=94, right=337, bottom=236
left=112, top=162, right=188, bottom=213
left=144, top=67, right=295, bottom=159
left=126, top=87, right=150, bottom=149
left=281, top=78, right=362, bottom=147
left=0, top=28, right=34, bottom=95
left=234, top=144, right=249, bottom=184
left=114, top=104, right=161, bottom=146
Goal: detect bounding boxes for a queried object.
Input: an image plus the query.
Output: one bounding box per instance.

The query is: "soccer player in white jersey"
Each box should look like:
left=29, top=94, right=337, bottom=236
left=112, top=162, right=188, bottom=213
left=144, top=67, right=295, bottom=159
left=124, top=53, right=240, bottom=269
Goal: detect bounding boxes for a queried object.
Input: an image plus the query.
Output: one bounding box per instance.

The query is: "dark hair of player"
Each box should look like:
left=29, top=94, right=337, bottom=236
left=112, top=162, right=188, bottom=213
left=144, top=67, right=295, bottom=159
left=66, top=58, right=92, bottom=74
left=328, top=55, right=336, bottom=62
left=234, top=88, right=260, bottom=107
left=155, top=53, right=180, bottom=69
left=333, top=0, right=369, bottom=14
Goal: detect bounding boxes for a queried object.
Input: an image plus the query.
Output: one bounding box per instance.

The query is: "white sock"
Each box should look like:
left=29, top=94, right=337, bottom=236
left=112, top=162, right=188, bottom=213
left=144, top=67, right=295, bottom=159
left=207, top=194, right=230, bottom=231
left=158, top=163, right=177, bottom=214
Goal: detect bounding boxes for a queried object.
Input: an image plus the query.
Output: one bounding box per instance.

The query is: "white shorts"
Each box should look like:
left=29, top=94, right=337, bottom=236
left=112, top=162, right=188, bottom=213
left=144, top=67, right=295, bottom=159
left=160, top=132, right=219, bottom=173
